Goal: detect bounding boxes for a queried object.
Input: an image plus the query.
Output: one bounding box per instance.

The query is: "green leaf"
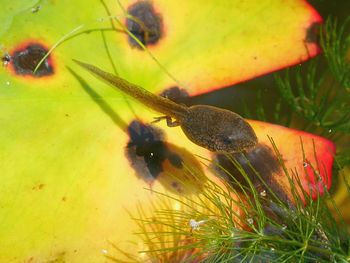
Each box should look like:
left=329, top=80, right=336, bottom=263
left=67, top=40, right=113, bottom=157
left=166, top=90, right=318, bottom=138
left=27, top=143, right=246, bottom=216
left=0, top=0, right=329, bottom=262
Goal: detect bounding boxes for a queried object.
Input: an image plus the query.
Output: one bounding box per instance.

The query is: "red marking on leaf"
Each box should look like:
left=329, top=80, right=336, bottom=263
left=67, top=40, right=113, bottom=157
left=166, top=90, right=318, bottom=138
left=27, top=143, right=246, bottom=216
left=248, top=120, right=335, bottom=200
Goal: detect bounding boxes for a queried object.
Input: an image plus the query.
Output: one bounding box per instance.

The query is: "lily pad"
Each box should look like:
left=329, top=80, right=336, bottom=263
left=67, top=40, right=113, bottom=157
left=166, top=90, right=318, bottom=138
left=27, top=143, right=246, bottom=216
left=0, top=0, right=331, bottom=262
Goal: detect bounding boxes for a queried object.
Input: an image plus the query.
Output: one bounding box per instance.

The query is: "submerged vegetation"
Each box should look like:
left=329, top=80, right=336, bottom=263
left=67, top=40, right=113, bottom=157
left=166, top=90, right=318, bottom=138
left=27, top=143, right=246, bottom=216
left=246, top=17, right=350, bottom=169
left=275, top=19, right=350, bottom=136
left=1, top=0, right=348, bottom=262
left=111, top=17, right=350, bottom=262
left=112, top=141, right=350, bottom=262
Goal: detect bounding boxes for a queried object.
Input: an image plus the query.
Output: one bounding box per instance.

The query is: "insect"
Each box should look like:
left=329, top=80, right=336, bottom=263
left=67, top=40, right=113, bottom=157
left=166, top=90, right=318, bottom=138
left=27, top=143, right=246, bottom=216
left=73, top=60, right=258, bottom=153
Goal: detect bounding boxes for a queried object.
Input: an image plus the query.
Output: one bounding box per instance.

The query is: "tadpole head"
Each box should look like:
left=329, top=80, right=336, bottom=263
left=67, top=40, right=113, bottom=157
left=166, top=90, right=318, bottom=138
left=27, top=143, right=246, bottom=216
left=214, top=115, right=258, bottom=153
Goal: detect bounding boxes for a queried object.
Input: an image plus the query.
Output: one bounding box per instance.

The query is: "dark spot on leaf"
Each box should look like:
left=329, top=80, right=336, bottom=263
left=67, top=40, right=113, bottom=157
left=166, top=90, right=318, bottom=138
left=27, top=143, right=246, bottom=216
left=212, top=143, right=289, bottom=202
left=126, top=1, right=163, bottom=49
left=159, top=86, right=190, bottom=104
left=32, top=183, right=45, bottom=190
left=126, top=120, right=183, bottom=183
left=168, top=152, right=183, bottom=168
left=171, top=181, right=179, bottom=188
left=11, top=43, right=53, bottom=77
left=305, top=22, right=321, bottom=44
left=170, top=181, right=183, bottom=192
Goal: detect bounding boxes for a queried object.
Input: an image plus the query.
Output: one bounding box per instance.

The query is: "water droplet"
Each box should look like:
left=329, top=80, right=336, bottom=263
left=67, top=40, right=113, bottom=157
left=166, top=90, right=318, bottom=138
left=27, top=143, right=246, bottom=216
left=101, top=249, right=108, bottom=255
left=247, top=218, right=254, bottom=225
left=5, top=81, right=10, bottom=86
left=260, top=190, right=267, bottom=197
left=303, top=162, right=308, bottom=168
left=270, top=247, right=275, bottom=251
left=328, top=129, right=332, bottom=133
left=281, top=224, right=287, bottom=231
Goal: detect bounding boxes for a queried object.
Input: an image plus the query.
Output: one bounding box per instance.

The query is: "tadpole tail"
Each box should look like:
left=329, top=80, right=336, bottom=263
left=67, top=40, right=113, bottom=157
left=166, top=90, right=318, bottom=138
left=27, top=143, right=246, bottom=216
left=72, top=59, right=187, bottom=119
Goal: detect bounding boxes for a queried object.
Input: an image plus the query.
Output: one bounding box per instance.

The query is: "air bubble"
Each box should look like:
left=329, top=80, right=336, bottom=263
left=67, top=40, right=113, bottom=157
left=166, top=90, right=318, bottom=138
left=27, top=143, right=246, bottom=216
left=247, top=218, right=254, bottom=225
left=260, top=190, right=267, bottom=197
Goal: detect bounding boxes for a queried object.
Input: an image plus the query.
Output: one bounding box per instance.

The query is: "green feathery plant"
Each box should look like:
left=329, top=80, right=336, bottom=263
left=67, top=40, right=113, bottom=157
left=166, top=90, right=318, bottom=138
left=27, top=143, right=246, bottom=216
left=244, top=16, right=350, bottom=172
left=32, top=6, right=349, bottom=261
left=274, top=19, right=350, bottom=136
left=274, top=16, right=350, bottom=182
left=244, top=17, right=350, bottom=135
left=106, top=17, right=350, bottom=262
left=110, top=139, right=350, bottom=262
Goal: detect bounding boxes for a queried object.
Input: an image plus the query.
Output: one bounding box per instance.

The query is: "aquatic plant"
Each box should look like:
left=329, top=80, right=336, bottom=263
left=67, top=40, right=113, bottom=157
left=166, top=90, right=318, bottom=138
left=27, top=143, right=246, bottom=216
left=0, top=0, right=348, bottom=262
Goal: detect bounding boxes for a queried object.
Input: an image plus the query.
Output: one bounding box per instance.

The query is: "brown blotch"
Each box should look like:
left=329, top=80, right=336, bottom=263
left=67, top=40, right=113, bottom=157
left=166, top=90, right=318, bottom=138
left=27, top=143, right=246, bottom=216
left=212, top=143, right=290, bottom=202
left=158, top=142, right=206, bottom=194
left=11, top=42, right=54, bottom=77
left=159, top=86, right=190, bottom=104
left=125, top=120, right=183, bottom=183
left=125, top=119, right=205, bottom=193
left=26, top=257, right=34, bottom=263
left=126, top=1, right=163, bottom=49
left=32, top=183, right=45, bottom=190
left=305, top=22, right=321, bottom=44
